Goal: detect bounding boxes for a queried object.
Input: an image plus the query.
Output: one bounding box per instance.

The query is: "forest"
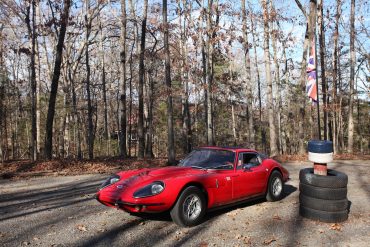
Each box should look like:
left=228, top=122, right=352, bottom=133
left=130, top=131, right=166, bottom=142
left=0, top=0, right=368, bottom=164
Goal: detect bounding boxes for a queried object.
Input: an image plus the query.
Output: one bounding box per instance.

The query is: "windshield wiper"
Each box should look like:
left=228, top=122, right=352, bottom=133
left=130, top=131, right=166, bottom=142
left=190, top=166, right=207, bottom=170
left=207, top=164, right=233, bottom=169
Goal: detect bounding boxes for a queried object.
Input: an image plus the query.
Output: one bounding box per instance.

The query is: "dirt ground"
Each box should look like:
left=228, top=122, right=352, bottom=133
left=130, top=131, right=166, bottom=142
left=0, top=160, right=369, bottom=247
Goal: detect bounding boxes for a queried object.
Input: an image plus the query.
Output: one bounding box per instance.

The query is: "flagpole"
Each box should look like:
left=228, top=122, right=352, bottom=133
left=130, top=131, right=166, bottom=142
left=314, top=6, right=321, bottom=140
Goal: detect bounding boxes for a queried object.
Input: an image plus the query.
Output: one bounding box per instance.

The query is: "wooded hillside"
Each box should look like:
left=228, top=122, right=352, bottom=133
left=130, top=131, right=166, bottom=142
left=0, top=0, right=368, bottom=163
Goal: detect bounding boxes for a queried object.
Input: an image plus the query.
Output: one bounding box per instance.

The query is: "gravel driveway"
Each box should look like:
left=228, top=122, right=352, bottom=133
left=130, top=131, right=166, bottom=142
left=1, top=160, right=369, bottom=247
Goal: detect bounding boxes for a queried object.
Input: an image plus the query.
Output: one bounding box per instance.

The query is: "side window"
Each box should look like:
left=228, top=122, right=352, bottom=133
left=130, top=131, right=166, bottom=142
left=237, top=153, right=261, bottom=170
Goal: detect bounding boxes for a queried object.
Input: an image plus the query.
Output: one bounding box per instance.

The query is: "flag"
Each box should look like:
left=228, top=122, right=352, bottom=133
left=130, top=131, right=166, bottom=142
left=306, top=40, right=317, bottom=102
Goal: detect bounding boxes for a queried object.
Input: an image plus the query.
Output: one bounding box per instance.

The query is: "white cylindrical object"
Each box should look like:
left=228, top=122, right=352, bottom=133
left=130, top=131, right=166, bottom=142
left=308, top=152, right=333, bottom=164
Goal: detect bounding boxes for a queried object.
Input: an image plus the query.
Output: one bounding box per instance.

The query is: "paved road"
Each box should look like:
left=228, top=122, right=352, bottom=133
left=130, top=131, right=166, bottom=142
left=0, top=160, right=369, bottom=247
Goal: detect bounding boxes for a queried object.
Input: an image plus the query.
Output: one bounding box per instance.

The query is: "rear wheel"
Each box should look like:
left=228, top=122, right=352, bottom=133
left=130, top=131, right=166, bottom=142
left=170, top=186, right=206, bottom=227
left=266, top=170, right=284, bottom=202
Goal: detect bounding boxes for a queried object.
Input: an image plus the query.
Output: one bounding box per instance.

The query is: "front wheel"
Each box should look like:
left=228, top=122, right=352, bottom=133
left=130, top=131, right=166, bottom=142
left=170, top=186, right=206, bottom=227
left=266, top=170, right=284, bottom=201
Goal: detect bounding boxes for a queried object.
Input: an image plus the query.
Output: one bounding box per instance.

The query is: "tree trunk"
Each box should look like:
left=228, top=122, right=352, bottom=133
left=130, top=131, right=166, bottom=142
left=145, top=71, right=154, bottom=158
left=318, top=0, right=328, bottom=140
left=163, top=0, right=176, bottom=164
left=347, top=0, right=355, bottom=153
left=280, top=37, right=288, bottom=154
left=119, top=0, right=127, bottom=157
left=128, top=41, right=134, bottom=157
left=36, top=2, right=42, bottom=159
left=294, top=0, right=316, bottom=154
left=231, top=102, right=237, bottom=145
left=241, top=0, right=254, bottom=148
left=25, top=0, right=37, bottom=161
left=332, top=0, right=341, bottom=154
left=85, top=0, right=94, bottom=160
left=181, top=0, right=192, bottom=154
left=44, top=0, right=71, bottom=160
left=270, top=1, right=282, bottom=154
left=202, top=33, right=208, bottom=143
left=250, top=11, right=265, bottom=152
left=137, top=0, right=148, bottom=159
left=0, top=25, right=4, bottom=162
left=206, top=0, right=214, bottom=146
left=261, top=0, right=278, bottom=156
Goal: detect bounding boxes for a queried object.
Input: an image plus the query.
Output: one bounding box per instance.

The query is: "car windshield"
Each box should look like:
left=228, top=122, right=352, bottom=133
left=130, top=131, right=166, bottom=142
left=179, top=149, right=235, bottom=169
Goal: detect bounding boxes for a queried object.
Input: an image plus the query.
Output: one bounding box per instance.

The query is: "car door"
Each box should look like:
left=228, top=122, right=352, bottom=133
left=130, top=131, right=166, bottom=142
left=232, top=152, right=268, bottom=200
left=210, top=169, right=234, bottom=206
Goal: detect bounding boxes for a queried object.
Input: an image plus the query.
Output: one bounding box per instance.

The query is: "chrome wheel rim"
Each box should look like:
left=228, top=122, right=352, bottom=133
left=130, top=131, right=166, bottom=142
left=183, top=194, right=202, bottom=220
left=272, top=177, right=282, bottom=197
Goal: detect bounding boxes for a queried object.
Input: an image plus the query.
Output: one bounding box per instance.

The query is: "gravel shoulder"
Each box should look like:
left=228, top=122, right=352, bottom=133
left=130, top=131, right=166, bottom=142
left=0, top=160, right=369, bottom=247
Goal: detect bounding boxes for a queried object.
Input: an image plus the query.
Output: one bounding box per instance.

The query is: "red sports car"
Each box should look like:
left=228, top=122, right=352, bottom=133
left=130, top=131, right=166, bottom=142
left=96, top=147, right=289, bottom=227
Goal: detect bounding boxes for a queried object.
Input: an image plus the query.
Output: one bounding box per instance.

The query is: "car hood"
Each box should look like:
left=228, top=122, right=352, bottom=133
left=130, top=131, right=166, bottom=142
left=115, top=166, right=203, bottom=187
left=145, top=166, right=203, bottom=177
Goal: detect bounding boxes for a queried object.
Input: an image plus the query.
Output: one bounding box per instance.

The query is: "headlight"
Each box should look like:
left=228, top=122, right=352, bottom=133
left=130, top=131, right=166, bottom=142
left=133, top=181, right=165, bottom=198
left=99, top=174, right=120, bottom=190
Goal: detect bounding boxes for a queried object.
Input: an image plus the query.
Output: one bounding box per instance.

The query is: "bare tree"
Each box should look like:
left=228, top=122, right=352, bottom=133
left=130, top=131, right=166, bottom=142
left=348, top=0, right=355, bottom=153
left=180, top=0, right=192, bottom=154
left=261, top=0, right=278, bottom=156
left=241, top=0, right=254, bottom=148
left=119, top=0, right=127, bottom=157
left=163, top=0, right=175, bottom=164
left=25, top=0, right=37, bottom=160
left=137, top=0, right=148, bottom=159
left=44, top=0, right=71, bottom=159
left=270, top=0, right=282, bottom=154
left=249, top=8, right=266, bottom=152
left=318, top=0, right=328, bottom=140
left=85, top=0, right=94, bottom=159
left=332, top=0, right=341, bottom=154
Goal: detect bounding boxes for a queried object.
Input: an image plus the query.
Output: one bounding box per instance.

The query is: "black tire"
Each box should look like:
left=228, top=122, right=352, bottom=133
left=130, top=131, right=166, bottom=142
left=308, top=140, right=333, bottom=153
left=266, top=170, right=284, bottom=202
left=170, top=186, right=206, bottom=227
left=299, top=168, right=348, bottom=188
left=299, top=194, right=348, bottom=212
left=299, top=182, right=347, bottom=200
left=299, top=205, right=348, bottom=223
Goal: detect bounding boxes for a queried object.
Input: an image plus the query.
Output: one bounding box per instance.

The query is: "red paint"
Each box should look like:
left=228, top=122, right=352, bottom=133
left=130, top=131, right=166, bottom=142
left=96, top=147, right=290, bottom=214
left=314, top=163, right=327, bottom=176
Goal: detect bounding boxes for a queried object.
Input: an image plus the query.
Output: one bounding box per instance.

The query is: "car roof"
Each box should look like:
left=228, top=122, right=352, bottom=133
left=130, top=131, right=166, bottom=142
left=197, top=146, right=258, bottom=153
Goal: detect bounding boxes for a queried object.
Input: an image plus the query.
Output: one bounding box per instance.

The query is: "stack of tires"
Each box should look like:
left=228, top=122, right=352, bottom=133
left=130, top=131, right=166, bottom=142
left=299, top=140, right=349, bottom=223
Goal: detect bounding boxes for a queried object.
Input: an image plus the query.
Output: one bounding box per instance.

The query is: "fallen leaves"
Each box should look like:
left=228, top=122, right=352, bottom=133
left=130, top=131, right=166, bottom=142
left=174, top=230, right=187, bottom=241
left=0, top=157, right=169, bottom=179
left=199, top=242, right=208, bottom=247
left=330, top=223, right=342, bottom=231
left=77, top=225, right=88, bottom=232
left=263, top=236, right=277, bottom=245
left=243, top=236, right=252, bottom=245
left=235, top=234, right=252, bottom=245
left=226, top=211, right=238, bottom=217
left=273, top=215, right=282, bottom=220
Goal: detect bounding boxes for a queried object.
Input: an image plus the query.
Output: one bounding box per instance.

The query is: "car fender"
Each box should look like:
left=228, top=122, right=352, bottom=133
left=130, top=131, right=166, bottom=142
left=261, top=160, right=285, bottom=192
left=164, top=173, right=226, bottom=210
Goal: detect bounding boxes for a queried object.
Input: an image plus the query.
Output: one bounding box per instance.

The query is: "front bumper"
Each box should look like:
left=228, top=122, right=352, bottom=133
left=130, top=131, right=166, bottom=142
left=96, top=193, right=166, bottom=213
